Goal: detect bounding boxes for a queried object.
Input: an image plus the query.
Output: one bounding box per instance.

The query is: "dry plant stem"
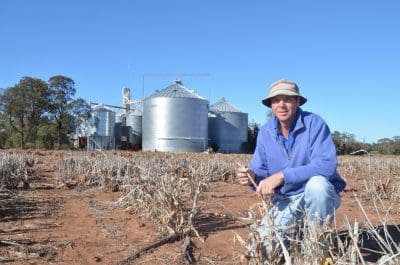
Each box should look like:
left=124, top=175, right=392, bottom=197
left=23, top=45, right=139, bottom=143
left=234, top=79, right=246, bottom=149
left=236, top=162, right=258, bottom=189
left=0, top=153, right=34, bottom=190
left=0, top=240, right=24, bottom=248
left=378, top=252, right=400, bottom=265
left=350, top=220, right=360, bottom=265
left=372, top=196, right=400, bottom=250
left=342, top=210, right=365, bottom=265
left=236, top=162, right=271, bottom=210
left=353, top=193, right=397, bottom=260
left=187, top=182, right=204, bottom=242
left=274, top=232, right=291, bottom=265
left=181, top=236, right=195, bottom=263
left=118, top=233, right=179, bottom=265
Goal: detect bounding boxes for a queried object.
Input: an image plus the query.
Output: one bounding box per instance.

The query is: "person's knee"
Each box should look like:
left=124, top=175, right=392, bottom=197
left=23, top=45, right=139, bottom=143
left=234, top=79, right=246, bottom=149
left=304, top=176, right=340, bottom=210
left=304, top=175, right=331, bottom=196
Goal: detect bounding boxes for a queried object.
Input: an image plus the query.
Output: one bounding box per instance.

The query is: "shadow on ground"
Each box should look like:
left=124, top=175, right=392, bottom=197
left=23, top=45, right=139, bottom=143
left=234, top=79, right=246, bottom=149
left=194, top=212, right=246, bottom=238
left=337, top=224, right=400, bottom=262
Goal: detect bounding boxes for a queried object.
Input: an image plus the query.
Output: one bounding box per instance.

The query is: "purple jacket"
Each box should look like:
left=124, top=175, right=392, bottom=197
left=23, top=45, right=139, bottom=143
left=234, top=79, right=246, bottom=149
left=249, top=108, right=346, bottom=195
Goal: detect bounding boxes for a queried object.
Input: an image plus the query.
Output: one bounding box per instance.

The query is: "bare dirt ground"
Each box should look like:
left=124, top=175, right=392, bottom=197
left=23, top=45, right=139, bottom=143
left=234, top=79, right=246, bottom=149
left=1, top=151, right=400, bottom=264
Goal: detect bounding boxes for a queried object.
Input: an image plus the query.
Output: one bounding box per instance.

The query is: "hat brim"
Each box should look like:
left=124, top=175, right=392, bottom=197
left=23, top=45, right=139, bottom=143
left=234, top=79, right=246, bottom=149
left=262, top=96, right=307, bottom=108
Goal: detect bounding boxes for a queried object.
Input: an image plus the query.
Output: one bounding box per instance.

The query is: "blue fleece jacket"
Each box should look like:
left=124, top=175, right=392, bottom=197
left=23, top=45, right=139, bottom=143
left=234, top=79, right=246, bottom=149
left=249, top=108, right=346, bottom=195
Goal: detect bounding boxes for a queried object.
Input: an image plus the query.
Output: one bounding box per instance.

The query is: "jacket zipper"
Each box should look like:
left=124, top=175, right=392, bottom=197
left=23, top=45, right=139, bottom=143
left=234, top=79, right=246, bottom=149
left=275, top=135, right=290, bottom=160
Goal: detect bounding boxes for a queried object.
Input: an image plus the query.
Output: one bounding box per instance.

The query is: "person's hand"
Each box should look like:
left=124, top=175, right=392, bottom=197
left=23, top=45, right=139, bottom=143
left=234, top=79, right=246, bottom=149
left=256, top=172, right=284, bottom=197
left=236, top=167, right=255, bottom=186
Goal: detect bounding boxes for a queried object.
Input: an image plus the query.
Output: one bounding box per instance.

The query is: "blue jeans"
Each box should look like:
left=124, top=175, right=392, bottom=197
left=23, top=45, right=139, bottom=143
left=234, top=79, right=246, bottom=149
left=258, top=176, right=341, bottom=250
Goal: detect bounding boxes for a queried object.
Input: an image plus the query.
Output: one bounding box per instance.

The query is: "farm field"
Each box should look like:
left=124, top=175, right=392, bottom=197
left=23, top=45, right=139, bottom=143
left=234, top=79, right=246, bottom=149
left=0, top=150, right=400, bottom=264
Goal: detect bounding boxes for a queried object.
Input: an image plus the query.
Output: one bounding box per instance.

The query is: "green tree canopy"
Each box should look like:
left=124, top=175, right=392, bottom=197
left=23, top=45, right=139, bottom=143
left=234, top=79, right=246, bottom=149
left=48, top=75, right=90, bottom=148
left=0, top=75, right=91, bottom=149
left=0, top=77, right=49, bottom=148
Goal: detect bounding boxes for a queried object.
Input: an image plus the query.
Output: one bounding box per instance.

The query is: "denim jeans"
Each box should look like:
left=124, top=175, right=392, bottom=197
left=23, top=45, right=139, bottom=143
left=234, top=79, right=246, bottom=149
left=258, top=175, right=341, bottom=251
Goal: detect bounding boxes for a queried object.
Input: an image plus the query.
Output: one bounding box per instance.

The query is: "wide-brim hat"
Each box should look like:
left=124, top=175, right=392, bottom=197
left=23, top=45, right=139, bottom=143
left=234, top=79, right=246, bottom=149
left=262, top=79, right=307, bottom=107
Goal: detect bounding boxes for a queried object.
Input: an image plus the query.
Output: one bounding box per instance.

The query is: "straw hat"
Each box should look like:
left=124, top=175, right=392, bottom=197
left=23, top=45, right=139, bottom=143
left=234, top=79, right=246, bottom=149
left=262, top=79, right=307, bottom=107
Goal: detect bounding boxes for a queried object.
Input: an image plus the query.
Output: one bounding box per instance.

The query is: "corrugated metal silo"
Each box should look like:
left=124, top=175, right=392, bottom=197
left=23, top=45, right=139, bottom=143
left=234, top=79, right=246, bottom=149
left=142, top=80, right=209, bottom=152
left=126, top=109, right=142, bottom=145
left=91, top=104, right=116, bottom=137
left=209, top=97, right=248, bottom=153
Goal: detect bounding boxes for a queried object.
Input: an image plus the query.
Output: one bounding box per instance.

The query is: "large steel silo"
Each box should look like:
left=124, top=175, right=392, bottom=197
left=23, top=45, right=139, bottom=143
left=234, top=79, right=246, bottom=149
left=126, top=109, right=142, bottom=145
left=142, top=80, right=209, bottom=152
left=208, top=97, right=248, bottom=153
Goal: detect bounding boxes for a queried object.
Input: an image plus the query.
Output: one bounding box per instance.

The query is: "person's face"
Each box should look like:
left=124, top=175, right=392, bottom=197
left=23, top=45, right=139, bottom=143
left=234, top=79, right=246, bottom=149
left=270, top=95, right=300, bottom=125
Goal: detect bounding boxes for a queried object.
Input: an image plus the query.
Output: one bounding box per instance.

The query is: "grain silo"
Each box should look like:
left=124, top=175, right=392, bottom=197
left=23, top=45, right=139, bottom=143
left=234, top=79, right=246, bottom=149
left=126, top=109, right=142, bottom=145
left=90, top=104, right=116, bottom=150
left=92, top=104, right=116, bottom=137
left=142, top=80, right=208, bottom=152
left=208, top=97, right=248, bottom=153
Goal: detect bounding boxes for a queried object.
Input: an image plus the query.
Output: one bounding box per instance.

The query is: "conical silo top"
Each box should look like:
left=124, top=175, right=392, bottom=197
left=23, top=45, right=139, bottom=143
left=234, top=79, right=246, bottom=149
left=210, top=97, right=245, bottom=113
left=92, top=103, right=112, bottom=112
left=147, top=81, right=205, bottom=100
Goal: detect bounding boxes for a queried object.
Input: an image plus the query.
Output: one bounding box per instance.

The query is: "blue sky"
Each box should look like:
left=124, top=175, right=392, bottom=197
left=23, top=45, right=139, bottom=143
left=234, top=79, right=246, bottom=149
left=1, top=0, right=399, bottom=143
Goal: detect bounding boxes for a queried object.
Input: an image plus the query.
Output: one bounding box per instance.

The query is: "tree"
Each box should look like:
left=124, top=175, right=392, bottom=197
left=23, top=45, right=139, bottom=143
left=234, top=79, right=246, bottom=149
left=0, top=89, right=6, bottom=148
left=36, top=120, right=57, bottom=149
left=331, top=131, right=370, bottom=155
left=0, top=77, right=49, bottom=148
left=48, top=75, right=90, bottom=147
left=48, top=75, right=76, bottom=147
left=332, top=131, right=345, bottom=154
left=374, top=138, right=395, bottom=154
left=68, top=98, right=91, bottom=132
left=392, top=136, right=400, bottom=155
left=247, top=121, right=260, bottom=153
left=0, top=110, right=7, bottom=149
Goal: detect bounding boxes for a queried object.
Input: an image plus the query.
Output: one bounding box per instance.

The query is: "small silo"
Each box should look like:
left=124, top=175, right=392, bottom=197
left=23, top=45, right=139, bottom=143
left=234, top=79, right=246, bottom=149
left=142, top=80, right=208, bottom=152
left=91, top=104, right=116, bottom=137
left=90, top=104, right=116, bottom=150
left=208, top=97, right=248, bottom=153
left=126, top=109, right=142, bottom=145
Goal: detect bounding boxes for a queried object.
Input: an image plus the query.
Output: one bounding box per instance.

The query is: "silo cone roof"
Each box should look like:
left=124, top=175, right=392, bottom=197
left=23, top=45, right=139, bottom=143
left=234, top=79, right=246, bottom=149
left=210, top=97, right=246, bottom=113
left=147, top=81, right=205, bottom=100
left=92, top=103, right=112, bottom=111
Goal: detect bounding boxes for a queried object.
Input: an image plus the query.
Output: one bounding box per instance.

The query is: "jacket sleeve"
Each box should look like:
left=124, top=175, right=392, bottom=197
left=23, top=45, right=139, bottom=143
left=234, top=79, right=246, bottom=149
left=249, top=128, right=270, bottom=189
left=283, top=117, right=338, bottom=185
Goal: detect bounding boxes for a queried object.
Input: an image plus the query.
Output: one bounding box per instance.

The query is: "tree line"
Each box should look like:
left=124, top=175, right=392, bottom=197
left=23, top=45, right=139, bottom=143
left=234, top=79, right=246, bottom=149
left=0, top=76, right=91, bottom=149
left=247, top=122, right=400, bottom=155
left=331, top=131, right=400, bottom=155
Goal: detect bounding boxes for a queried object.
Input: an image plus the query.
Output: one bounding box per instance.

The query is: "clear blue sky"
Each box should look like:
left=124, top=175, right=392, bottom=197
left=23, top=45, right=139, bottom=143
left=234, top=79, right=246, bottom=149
left=1, top=0, right=399, bottom=143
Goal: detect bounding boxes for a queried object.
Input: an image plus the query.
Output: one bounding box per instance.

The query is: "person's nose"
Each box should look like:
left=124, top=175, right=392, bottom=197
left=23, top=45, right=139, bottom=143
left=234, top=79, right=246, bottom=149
left=277, top=99, right=285, bottom=107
